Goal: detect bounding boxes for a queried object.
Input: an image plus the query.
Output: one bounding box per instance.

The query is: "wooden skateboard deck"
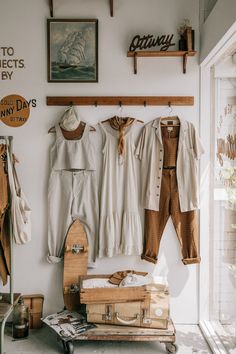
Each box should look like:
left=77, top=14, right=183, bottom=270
left=63, top=219, right=88, bottom=311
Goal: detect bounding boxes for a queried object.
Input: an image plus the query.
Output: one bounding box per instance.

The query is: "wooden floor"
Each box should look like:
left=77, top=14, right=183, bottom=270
left=4, top=323, right=212, bottom=354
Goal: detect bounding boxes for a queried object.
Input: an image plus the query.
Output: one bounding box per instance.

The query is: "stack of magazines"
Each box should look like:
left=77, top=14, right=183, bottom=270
left=43, top=310, right=96, bottom=340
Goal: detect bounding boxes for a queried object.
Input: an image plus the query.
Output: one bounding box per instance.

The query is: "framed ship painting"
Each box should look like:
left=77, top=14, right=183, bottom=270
left=47, top=19, right=98, bottom=83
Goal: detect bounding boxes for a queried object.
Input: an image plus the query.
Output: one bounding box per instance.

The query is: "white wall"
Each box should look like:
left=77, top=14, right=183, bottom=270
left=200, top=0, right=236, bottom=63
left=0, top=0, right=200, bottom=323
left=203, top=0, right=218, bottom=22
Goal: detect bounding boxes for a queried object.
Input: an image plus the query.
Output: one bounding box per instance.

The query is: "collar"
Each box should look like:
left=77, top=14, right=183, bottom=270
left=152, top=117, right=188, bottom=145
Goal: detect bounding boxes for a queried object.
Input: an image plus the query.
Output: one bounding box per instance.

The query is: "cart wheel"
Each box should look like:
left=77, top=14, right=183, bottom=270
left=165, top=342, right=178, bottom=353
left=62, top=340, right=74, bottom=354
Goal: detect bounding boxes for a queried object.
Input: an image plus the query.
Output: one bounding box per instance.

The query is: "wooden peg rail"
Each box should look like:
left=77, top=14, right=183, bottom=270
left=46, top=96, right=194, bottom=106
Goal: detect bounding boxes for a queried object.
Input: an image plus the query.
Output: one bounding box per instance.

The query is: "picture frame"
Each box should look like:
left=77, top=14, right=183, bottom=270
left=47, top=19, right=98, bottom=83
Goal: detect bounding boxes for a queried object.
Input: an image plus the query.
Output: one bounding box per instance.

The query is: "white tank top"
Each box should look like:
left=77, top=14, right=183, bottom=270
left=50, top=124, right=96, bottom=171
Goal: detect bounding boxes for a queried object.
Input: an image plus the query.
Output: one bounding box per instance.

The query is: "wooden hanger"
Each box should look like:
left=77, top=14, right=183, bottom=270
left=160, top=116, right=180, bottom=127
left=160, top=102, right=180, bottom=127
left=101, top=116, right=144, bottom=124
left=161, top=116, right=180, bottom=127
left=48, top=123, right=96, bottom=134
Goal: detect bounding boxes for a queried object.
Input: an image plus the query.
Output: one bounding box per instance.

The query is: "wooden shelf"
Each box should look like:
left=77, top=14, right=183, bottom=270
left=49, top=0, right=53, bottom=17
left=49, top=0, right=114, bottom=17
left=127, top=50, right=197, bottom=74
left=110, top=0, right=114, bottom=16
left=47, top=96, right=194, bottom=106
left=0, top=293, right=21, bottom=321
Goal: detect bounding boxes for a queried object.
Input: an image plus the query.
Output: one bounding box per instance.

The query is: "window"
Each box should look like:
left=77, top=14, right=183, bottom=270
left=210, top=73, right=236, bottom=351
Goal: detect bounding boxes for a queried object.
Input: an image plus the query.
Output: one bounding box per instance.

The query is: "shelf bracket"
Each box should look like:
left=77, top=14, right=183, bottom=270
left=110, top=0, right=114, bottom=16
left=183, top=53, right=188, bottom=74
left=134, top=52, right=138, bottom=74
left=49, top=0, right=53, bottom=17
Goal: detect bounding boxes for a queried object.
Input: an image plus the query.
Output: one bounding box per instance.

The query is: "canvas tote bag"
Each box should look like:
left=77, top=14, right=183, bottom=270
left=7, top=148, right=31, bottom=244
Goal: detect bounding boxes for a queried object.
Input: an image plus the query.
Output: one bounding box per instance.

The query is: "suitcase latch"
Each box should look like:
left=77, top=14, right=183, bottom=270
left=102, top=305, right=112, bottom=321
left=142, top=309, right=152, bottom=324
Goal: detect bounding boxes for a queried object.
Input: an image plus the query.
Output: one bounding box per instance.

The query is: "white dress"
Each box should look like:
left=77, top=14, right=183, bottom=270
left=98, top=121, right=143, bottom=257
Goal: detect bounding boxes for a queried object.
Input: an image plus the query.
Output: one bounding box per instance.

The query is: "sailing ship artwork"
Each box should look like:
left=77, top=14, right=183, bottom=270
left=48, top=19, right=98, bottom=82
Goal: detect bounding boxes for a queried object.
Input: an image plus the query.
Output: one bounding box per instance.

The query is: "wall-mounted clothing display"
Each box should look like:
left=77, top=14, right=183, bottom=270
left=47, top=113, right=204, bottom=266
left=136, top=117, right=204, bottom=265
left=47, top=123, right=98, bottom=264
left=98, top=118, right=143, bottom=258
left=135, top=117, right=204, bottom=212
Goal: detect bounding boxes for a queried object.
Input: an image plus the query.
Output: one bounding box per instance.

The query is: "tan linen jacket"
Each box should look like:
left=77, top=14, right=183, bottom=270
left=135, top=117, right=204, bottom=212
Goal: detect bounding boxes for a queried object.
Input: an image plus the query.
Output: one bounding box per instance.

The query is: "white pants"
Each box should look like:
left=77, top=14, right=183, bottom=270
left=47, top=170, right=98, bottom=264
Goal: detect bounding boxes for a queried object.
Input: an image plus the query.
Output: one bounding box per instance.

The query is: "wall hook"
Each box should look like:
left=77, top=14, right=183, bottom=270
left=110, top=0, right=114, bottom=17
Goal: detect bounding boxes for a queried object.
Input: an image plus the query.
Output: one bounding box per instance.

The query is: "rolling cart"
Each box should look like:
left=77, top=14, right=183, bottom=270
left=61, top=321, right=177, bottom=354
left=60, top=220, right=178, bottom=354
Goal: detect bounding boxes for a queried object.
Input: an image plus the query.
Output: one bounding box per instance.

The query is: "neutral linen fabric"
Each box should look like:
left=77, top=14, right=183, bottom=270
left=162, top=125, right=179, bottom=166
left=82, top=278, right=117, bottom=289
left=135, top=117, right=204, bottom=212
left=0, top=144, right=8, bottom=215
left=143, top=170, right=200, bottom=265
left=119, top=273, right=153, bottom=287
left=142, top=125, right=200, bottom=265
left=47, top=170, right=98, bottom=264
left=50, top=124, right=96, bottom=171
left=98, top=121, right=143, bottom=257
left=6, top=148, right=31, bottom=245
left=60, top=106, right=80, bottom=131
left=0, top=144, right=10, bottom=285
left=109, top=270, right=148, bottom=285
left=109, top=116, right=135, bottom=156
left=48, top=122, right=98, bottom=264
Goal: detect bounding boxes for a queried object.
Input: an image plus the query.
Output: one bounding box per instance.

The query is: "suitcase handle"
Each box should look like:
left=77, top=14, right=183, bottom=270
left=115, top=312, right=140, bottom=325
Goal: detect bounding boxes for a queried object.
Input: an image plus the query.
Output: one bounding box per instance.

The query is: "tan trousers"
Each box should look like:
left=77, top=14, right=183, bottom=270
left=141, top=169, right=201, bottom=265
left=0, top=144, right=10, bottom=285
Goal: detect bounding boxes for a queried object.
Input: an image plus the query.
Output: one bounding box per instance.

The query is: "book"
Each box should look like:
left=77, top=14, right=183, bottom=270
left=184, top=27, right=192, bottom=51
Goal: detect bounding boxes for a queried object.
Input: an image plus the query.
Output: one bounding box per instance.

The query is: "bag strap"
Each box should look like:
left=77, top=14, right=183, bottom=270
left=12, top=160, right=21, bottom=196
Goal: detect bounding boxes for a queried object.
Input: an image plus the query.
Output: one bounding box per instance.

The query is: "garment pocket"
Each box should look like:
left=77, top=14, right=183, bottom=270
left=184, top=146, right=195, bottom=159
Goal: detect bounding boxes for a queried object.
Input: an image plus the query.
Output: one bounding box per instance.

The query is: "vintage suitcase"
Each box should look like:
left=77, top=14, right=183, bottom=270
left=86, top=287, right=169, bottom=329
left=22, top=294, right=44, bottom=329
left=80, top=274, right=167, bottom=304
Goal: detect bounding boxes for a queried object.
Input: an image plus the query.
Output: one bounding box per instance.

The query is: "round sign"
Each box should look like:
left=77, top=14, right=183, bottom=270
left=0, top=94, right=30, bottom=127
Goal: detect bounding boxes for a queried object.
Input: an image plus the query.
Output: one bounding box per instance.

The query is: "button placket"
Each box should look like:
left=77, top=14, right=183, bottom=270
left=157, top=146, right=163, bottom=197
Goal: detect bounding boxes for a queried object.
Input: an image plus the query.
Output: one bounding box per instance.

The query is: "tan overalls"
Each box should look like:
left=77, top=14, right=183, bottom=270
left=141, top=125, right=201, bottom=265
left=0, top=144, right=10, bottom=285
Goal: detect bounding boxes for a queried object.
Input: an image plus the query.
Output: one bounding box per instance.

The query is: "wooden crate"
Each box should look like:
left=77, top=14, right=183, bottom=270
left=22, top=294, right=44, bottom=329
left=80, top=274, right=168, bottom=304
